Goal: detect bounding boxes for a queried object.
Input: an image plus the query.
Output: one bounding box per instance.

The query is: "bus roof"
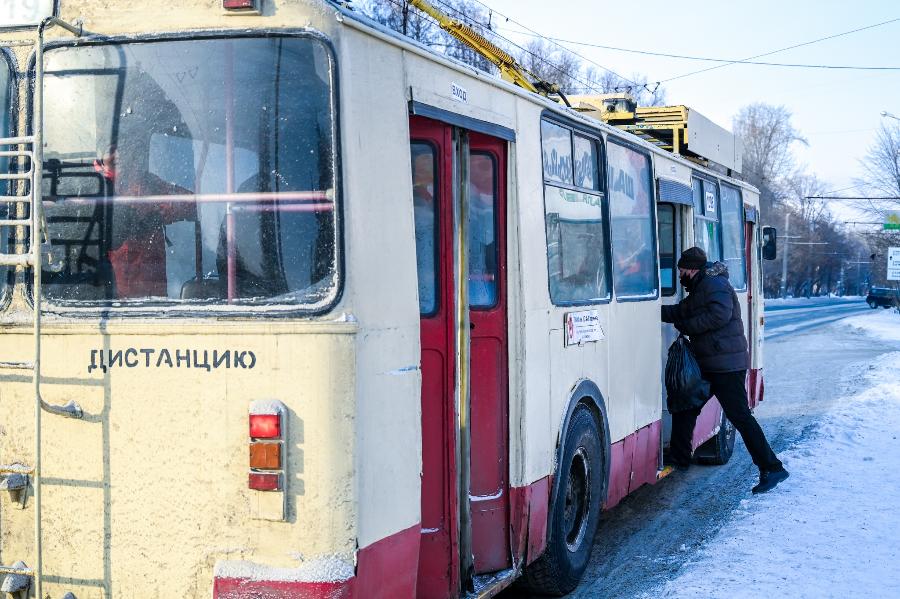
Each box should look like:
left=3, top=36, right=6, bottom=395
left=331, top=1, right=760, bottom=198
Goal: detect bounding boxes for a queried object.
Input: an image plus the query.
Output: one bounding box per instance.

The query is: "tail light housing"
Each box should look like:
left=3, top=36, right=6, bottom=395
left=223, top=0, right=262, bottom=14
left=248, top=400, right=286, bottom=520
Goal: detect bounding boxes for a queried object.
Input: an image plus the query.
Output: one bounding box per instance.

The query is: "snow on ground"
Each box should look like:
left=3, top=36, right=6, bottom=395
left=765, top=295, right=863, bottom=308
left=659, top=315, right=900, bottom=598
left=843, top=308, right=900, bottom=342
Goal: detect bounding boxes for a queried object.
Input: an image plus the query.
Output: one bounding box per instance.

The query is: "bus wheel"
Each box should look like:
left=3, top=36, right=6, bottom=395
left=519, top=406, right=604, bottom=596
left=695, top=409, right=735, bottom=465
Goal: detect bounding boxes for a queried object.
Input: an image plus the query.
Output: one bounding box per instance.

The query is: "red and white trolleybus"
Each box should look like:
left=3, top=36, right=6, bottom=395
left=0, top=0, right=774, bottom=597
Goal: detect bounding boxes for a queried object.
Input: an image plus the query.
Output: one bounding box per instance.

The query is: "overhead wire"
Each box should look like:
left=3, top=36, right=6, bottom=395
left=658, top=17, right=900, bottom=82
left=462, top=0, right=654, bottom=92
left=493, top=32, right=900, bottom=72
left=379, top=0, right=609, bottom=95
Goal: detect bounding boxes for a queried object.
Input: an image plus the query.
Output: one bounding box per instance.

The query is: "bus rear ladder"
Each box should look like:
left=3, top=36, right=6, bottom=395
left=0, top=17, right=84, bottom=599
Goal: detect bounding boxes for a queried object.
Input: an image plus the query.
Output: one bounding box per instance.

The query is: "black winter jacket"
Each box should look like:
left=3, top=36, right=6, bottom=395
left=661, top=262, right=749, bottom=373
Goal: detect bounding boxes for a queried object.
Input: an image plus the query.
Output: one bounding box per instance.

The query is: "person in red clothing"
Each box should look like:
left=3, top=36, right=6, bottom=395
left=95, top=144, right=194, bottom=299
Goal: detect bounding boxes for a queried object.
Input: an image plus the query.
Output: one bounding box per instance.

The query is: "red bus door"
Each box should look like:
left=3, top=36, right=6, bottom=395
left=745, top=219, right=758, bottom=407
left=467, top=133, right=510, bottom=575
left=411, top=117, right=509, bottom=597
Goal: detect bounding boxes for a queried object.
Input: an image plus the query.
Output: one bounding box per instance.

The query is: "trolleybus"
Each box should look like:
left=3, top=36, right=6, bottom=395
left=0, top=0, right=773, bottom=597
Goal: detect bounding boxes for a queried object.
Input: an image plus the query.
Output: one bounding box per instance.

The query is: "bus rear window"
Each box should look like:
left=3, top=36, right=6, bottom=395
left=39, top=36, right=338, bottom=310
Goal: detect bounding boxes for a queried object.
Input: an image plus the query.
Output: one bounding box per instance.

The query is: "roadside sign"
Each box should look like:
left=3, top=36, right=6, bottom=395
left=885, top=212, right=900, bottom=230
left=889, top=247, right=900, bottom=281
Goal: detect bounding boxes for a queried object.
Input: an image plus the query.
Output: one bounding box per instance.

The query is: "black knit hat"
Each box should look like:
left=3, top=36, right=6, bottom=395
left=677, top=246, right=707, bottom=270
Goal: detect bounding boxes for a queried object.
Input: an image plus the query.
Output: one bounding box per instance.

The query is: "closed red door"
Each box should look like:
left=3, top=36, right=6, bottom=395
left=467, top=133, right=510, bottom=574
left=411, top=118, right=510, bottom=597
left=411, top=116, right=458, bottom=599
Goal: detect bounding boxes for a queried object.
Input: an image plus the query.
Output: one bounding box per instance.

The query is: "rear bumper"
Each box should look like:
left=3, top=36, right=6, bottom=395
left=214, top=578, right=354, bottom=599
left=212, top=524, right=419, bottom=599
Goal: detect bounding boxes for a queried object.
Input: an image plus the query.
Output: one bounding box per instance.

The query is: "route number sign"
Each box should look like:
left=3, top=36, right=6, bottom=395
left=888, top=247, right=900, bottom=281
left=0, top=0, right=54, bottom=28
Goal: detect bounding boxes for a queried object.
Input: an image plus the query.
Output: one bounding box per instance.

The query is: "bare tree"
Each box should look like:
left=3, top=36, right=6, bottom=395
left=517, top=39, right=583, bottom=93
left=360, top=0, right=437, bottom=44
left=583, top=67, right=666, bottom=107
left=852, top=122, right=900, bottom=219
left=359, top=0, right=496, bottom=72
left=733, top=103, right=808, bottom=216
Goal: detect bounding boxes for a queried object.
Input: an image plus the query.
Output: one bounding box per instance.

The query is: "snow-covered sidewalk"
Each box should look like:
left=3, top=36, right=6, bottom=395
left=660, top=310, right=900, bottom=598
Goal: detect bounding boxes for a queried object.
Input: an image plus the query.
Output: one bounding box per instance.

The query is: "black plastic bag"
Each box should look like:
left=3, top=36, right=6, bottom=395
left=665, top=335, right=711, bottom=413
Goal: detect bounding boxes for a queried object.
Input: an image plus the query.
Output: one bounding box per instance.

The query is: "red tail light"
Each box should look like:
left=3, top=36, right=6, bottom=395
left=249, top=414, right=280, bottom=439
left=248, top=472, right=281, bottom=491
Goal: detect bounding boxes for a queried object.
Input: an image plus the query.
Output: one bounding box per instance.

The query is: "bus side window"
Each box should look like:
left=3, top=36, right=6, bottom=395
left=657, top=204, right=676, bottom=296
left=720, top=184, right=746, bottom=290
left=692, top=176, right=722, bottom=263
left=607, top=141, right=658, bottom=299
left=540, top=120, right=609, bottom=305
left=411, top=142, right=439, bottom=315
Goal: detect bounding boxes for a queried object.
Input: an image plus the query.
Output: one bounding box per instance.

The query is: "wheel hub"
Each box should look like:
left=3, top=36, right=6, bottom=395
left=564, top=446, right=591, bottom=552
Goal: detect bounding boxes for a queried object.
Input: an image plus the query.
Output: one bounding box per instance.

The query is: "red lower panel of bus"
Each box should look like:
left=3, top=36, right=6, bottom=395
left=509, top=476, right=551, bottom=567
left=692, top=399, right=722, bottom=451
left=606, top=420, right=661, bottom=509
left=212, top=524, right=419, bottom=599
left=748, top=368, right=764, bottom=409
left=213, top=578, right=353, bottom=599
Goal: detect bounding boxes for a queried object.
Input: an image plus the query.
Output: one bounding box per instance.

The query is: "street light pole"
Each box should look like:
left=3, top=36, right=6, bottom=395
left=780, top=212, right=789, bottom=298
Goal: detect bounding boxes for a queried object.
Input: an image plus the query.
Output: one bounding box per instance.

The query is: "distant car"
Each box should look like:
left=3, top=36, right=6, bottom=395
left=866, top=287, right=897, bottom=309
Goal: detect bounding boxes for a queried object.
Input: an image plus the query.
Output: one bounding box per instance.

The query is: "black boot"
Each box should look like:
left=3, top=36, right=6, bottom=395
left=752, top=467, right=789, bottom=494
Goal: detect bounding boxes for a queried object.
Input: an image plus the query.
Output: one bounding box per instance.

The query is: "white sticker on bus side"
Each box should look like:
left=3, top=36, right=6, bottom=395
left=564, top=310, right=604, bottom=347
left=450, top=82, right=468, bottom=103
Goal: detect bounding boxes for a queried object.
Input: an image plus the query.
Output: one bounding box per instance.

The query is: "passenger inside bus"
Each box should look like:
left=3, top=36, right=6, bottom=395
left=97, top=144, right=195, bottom=298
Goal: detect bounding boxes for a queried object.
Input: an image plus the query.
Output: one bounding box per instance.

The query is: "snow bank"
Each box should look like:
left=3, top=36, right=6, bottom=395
left=842, top=309, right=900, bottom=342
left=660, top=351, right=900, bottom=598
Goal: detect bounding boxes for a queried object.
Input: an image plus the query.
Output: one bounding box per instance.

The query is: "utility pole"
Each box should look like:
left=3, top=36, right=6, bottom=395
left=840, top=260, right=845, bottom=296
left=780, top=212, right=790, bottom=298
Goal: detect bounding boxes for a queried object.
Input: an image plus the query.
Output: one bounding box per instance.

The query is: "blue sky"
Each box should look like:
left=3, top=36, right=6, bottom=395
left=481, top=0, right=900, bottom=219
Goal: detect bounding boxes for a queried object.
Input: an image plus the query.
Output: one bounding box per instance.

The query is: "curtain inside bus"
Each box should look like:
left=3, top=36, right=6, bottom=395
left=39, top=36, right=338, bottom=309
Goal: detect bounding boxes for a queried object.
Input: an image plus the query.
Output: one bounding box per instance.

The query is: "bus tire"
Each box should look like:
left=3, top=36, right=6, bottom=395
left=519, top=406, right=604, bottom=596
left=695, top=409, right=735, bottom=465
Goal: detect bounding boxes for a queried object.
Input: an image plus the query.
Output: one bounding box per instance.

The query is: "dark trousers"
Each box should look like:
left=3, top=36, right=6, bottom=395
left=670, top=370, right=782, bottom=471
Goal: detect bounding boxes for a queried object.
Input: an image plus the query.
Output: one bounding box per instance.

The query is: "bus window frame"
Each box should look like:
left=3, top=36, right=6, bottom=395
left=24, top=30, right=345, bottom=319
left=538, top=111, right=612, bottom=308
left=719, top=181, right=747, bottom=292
left=411, top=139, right=441, bottom=318
left=657, top=203, right=677, bottom=297
left=468, top=148, right=500, bottom=311
left=691, top=173, right=723, bottom=263
left=0, top=46, right=19, bottom=314
left=606, top=136, right=660, bottom=303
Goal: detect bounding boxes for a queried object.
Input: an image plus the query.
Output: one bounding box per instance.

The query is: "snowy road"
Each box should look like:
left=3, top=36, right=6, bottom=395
left=501, top=305, right=900, bottom=598
left=763, top=297, right=874, bottom=339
